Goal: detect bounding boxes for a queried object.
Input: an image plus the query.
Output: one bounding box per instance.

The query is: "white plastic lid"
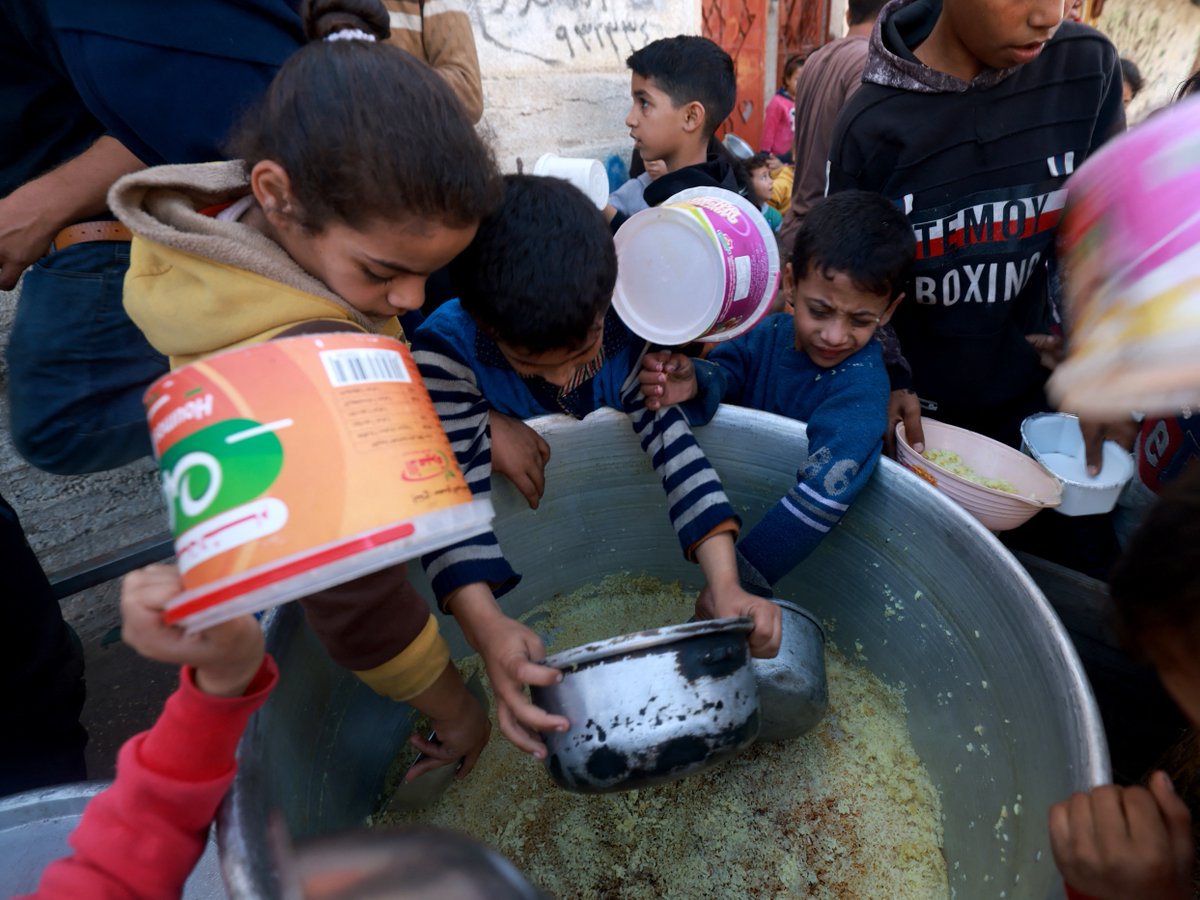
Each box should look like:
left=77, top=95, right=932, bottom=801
left=612, top=206, right=725, bottom=345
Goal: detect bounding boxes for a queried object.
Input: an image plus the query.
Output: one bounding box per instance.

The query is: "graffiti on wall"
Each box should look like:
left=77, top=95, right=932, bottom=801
left=473, top=0, right=668, bottom=67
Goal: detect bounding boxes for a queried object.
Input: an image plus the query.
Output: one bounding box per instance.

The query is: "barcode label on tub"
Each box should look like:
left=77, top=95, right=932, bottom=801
left=320, top=349, right=410, bottom=386
left=733, top=256, right=751, bottom=302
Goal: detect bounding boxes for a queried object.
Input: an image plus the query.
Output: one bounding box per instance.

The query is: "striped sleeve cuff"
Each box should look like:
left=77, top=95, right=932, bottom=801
left=422, top=533, right=520, bottom=612
left=623, top=377, right=739, bottom=558
left=737, top=482, right=848, bottom=586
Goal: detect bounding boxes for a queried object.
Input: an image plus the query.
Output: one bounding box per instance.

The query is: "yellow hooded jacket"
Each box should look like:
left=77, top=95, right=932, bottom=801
left=109, top=160, right=449, bottom=702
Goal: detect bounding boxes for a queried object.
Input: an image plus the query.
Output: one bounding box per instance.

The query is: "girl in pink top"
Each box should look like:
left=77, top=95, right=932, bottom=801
left=760, top=54, right=804, bottom=161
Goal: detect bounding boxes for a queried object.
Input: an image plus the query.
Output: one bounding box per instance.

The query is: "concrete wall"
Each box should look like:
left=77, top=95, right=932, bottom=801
left=1097, top=0, right=1200, bottom=121
left=471, top=0, right=702, bottom=173
left=828, top=0, right=847, bottom=38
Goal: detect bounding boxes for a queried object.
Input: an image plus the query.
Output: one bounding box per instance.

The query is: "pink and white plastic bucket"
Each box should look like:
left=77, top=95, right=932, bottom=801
left=613, top=187, right=780, bottom=345
left=1050, top=95, right=1200, bottom=417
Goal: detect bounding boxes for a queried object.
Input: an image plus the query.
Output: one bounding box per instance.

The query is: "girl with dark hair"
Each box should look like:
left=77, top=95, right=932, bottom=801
left=115, top=0, right=500, bottom=361
left=760, top=54, right=804, bottom=162
left=108, top=0, right=503, bottom=783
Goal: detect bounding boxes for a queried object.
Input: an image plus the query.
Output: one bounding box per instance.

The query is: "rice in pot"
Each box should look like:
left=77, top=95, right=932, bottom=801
left=374, top=574, right=948, bottom=898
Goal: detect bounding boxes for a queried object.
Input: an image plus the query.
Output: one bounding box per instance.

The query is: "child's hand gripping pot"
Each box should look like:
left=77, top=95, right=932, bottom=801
left=693, top=534, right=783, bottom=658
left=444, top=583, right=568, bottom=760
left=641, top=350, right=783, bottom=657
left=1049, top=771, right=1193, bottom=900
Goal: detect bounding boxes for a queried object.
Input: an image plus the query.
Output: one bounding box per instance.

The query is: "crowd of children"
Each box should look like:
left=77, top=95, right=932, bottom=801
left=11, top=0, right=1200, bottom=896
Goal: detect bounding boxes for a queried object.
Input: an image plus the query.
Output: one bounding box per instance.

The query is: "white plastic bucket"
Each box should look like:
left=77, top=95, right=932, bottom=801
left=1050, top=96, right=1200, bottom=417
left=532, top=153, right=609, bottom=209
left=612, top=187, right=779, bottom=345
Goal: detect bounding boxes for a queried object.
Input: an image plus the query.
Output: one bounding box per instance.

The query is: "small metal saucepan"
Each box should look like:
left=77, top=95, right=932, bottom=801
left=530, top=617, right=760, bottom=794
left=752, top=599, right=828, bottom=742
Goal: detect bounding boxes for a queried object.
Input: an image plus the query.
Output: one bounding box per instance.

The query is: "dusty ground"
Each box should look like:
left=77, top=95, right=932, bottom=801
left=2, top=284, right=175, bottom=783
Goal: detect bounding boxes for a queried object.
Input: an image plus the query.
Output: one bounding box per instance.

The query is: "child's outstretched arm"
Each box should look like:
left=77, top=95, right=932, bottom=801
left=693, top=532, right=782, bottom=658
left=622, top=349, right=780, bottom=656
left=401, top=658, right=492, bottom=780
left=737, top=373, right=888, bottom=590
left=445, top=582, right=568, bottom=759
left=1049, top=771, right=1193, bottom=900
left=294, top=563, right=494, bottom=778
left=412, top=313, right=568, bottom=756
left=411, top=327, right=520, bottom=606
left=26, top=564, right=276, bottom=900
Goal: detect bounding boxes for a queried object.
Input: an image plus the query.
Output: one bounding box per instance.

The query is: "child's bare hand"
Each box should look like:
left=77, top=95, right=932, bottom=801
left=696, top=583, right=782, bottom=659
left=467, top=611, right=567, bottom=759
left=643, top=159, right=668, bottom=180
left=640, top=350, right=698, bottom=411
left=1078, top=416, right=1139, bottom=477
left=121, top=564, right=264, bottom=697
left=1049, top=771, right=1193, bottom=900
left=886, top=388, right=923, bottom=458
left=1026, top=333, right=1064, bottom=370
left=489, top=410, right=551, bottom=509
left=406, top=680, right=491, bottom=782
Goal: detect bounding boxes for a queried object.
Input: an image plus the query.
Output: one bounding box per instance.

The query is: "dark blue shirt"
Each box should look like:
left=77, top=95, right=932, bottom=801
left=0, top=0, right=303, bottom=191
left=0, top=1, right=101, bottom=195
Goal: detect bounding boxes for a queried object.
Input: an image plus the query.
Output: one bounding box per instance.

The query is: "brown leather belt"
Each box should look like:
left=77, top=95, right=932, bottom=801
left=47, top=221, right=133, bottom=254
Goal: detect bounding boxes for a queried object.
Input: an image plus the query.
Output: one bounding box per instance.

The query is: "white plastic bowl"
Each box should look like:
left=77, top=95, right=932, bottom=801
left=896, top=418, right=1062, bottom=532
left=1019, top=413, right=1135, bottom=516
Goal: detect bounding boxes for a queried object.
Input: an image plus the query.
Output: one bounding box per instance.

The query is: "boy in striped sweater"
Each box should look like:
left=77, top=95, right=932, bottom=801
left=411, top=174, right=781, bottom=757
left=642, top=191, right=913, bottom=591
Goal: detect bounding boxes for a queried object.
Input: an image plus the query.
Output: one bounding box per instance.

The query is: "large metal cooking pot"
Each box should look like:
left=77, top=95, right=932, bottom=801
left=532, top=618, right=760, bottom=793
left=219, top=407, right=1108, bottom=898
left=753, top=599, right=828, bottom=742
left=0, top=782, right=224, bottom=898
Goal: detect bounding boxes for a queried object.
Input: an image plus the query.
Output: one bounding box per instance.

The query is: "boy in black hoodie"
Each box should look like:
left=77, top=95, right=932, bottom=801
left=604, top=36, right=740, bottom=232
left=827, top=0, right=1125, bottom=453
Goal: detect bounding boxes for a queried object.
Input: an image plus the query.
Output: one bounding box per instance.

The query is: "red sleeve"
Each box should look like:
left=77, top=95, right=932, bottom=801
left=25, top=656, right=278, bottom=899
left=1065, top=885, right=1096, bottom=900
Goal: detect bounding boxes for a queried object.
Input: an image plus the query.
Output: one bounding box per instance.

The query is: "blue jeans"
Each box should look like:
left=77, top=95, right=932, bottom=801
left=6, top=241, right=168, bottom=474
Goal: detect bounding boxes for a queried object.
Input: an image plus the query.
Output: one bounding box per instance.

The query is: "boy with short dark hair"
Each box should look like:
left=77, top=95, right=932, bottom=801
left=604, top=35, right=740, bottom=230
left=411, top=174, right=782, bottom=757
left=827, top=0, right=1124, bottom=451
left=642, top=190, right=913, bottom=590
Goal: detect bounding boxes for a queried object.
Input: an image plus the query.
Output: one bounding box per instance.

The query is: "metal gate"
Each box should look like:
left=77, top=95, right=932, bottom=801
left=702, top=0, right=768, bottom=148
left=703, top=0, right=834, bottom=149
left=777, top=0, right=833, bottom=81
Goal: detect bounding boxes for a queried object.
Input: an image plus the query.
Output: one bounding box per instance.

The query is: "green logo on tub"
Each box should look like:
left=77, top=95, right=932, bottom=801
left=160, top=418, right=284, bottom=533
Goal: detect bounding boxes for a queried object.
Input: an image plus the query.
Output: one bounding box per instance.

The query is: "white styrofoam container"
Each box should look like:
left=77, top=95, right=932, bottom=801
left=1020, top=413, right=1135, bottom=516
